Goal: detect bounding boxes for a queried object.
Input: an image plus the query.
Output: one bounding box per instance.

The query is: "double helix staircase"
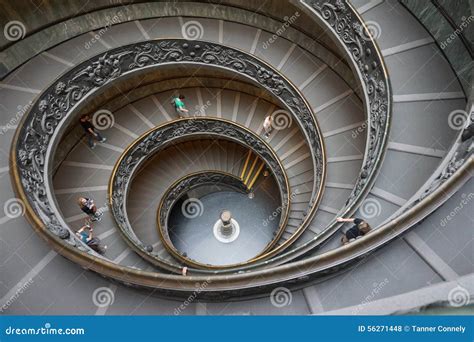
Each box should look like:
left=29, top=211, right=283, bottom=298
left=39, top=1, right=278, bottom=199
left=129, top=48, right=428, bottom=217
left=0, top=0, right=471, bottom=314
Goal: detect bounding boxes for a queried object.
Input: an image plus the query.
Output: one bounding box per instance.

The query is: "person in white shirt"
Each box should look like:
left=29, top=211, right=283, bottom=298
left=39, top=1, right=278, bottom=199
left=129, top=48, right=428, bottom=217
left=263, top=115, right=273, bottom=138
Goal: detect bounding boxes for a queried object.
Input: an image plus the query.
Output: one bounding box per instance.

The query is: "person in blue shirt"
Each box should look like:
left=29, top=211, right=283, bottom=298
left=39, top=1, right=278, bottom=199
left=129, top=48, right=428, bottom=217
left=76, top=224, right=93, bottom=244
left=75, top=224, right=107, bottom=254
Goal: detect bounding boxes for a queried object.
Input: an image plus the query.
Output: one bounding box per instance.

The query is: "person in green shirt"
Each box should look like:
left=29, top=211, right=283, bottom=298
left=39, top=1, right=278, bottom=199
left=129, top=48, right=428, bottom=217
left=171, top=94, right=189, bottom=118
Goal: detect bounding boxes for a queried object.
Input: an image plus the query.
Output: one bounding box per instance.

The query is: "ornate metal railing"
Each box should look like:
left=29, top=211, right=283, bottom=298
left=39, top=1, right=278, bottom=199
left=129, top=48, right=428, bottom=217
left=9, top=3, right=471, bottom=296
left=306, top=0, right=391, bottom=203
left=398, top=108, right=473, bottom=213
left=157, top=171, right=262, bottom=267
left=229, top=0, right=470, bottom=271
left=242, top=117, right=473, bottom=273
left=11, top=38, right=325, bottom=262
left=190, top=0, right=394, bottom=271
left=109, top=118, right=290, bottom=271
left=248, top=0, right=393, bottom=264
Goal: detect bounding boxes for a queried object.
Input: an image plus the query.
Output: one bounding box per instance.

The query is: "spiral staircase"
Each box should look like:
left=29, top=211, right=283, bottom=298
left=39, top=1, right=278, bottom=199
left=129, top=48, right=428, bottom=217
left=0, top=0, right=472, bottom=315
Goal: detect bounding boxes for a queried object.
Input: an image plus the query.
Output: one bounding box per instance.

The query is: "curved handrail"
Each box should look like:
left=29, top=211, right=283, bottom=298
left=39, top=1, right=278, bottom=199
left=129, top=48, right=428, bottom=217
left=11, top=38, right=326, bottom=263
left=187, top=0, right=394, bottom=271
left=383, top=106, right=473, bottom=223
left=0, top=2, right=357, bottom=92
left=109, top=118, right=291, bottom=272
left=242, top=0, right=393, bottom=266
left=11, top=154, right=470, bottom=297
left=157, top=170, right=279, bottom=267
left=8, top=3, right=471, bottom=294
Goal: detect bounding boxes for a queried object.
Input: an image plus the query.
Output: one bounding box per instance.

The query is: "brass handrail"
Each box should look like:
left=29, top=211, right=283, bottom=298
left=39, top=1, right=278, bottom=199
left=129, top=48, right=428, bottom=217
left=244, top=154, right=260, bottom=186
left=108, top=117, right=292, bottom=271
left=156, top=170, right=284, bottom=268
left=11, top=38, right=327, bottom=267
left=248, top=161, right=266, bottom=189
left=11, top=154, right=471, bottom=295
left=8, top=4, right=400, bottom=291
left=240, top=150, right=253, bottom=180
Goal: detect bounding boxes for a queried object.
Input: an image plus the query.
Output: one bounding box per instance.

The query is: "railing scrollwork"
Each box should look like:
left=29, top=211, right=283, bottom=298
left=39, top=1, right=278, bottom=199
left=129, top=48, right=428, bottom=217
left=109, top=118, right=290, bottom=271
left=157, top=171, right=257, bottom=266
left=12, top=38, right=325, bottom=260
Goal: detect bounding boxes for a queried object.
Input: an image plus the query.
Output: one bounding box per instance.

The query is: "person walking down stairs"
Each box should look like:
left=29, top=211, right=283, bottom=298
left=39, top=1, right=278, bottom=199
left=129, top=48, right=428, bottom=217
left=77, top=197, right=103, bottom=222
left=75, top=223, right=107, bottom=255
left=171, top=95, right=189, bottom=118
left=263, top=115, right=273, bottom=139
left=79, top=114, right=107, bottom=149
left=337, top=217, right=371, bottom=245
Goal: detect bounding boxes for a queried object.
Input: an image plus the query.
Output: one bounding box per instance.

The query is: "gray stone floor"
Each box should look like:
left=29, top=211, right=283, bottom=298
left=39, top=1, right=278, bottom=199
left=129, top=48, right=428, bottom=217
left=169, top=176, right=281, bottom=265
left=0, top=0, right=471, bottom=316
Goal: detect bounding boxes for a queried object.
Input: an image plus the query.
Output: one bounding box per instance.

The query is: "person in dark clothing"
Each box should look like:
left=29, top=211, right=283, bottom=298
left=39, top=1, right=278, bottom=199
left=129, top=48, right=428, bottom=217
left=80, top=115, right=106, bottom=149
left=78, top=197, right=103, bottom=222
left=337, top=217, right=371, bottom=245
